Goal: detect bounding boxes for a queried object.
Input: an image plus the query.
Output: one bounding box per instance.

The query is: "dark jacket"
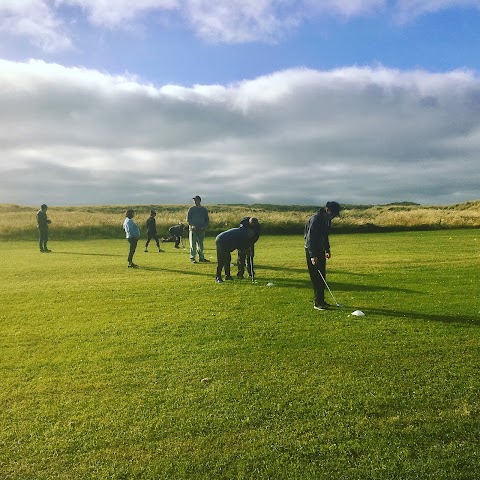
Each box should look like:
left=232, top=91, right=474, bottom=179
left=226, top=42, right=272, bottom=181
left=169, top=224, right=184, bottom=236
left=239, top=217, right=261, bottom=244
left=146, top=216, right=157, bottom=235
left=304, top=209, right=331, bottom=258
left=37, top=209, right=49, bottom=230
left=216, top=226, right=255, bottom=253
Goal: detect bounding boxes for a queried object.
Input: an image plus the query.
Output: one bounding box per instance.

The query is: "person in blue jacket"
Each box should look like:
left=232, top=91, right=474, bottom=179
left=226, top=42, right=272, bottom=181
left=304, top=201, right=341, bottom=310
left=215, top=217, right=260, bottom=283
left=236, top=216, right=261, bottom=278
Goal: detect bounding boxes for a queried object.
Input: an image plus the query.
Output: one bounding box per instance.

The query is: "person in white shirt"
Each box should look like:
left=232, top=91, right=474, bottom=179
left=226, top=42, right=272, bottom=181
left=123, top=209, right=141, bottom=268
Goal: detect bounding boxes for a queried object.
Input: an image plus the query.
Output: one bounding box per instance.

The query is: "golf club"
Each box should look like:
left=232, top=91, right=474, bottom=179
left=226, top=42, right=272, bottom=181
left=317, top=269, right=342, bottom=307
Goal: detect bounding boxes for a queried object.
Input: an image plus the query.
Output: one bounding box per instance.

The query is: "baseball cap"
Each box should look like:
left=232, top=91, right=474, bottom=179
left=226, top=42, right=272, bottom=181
left=193, top=195, right=201, bottom=201
left=326, top=201, right=341, bottom=217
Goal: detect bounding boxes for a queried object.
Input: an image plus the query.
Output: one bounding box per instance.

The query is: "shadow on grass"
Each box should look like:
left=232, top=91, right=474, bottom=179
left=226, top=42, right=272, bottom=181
left=262, top=276, right=419, bottom=295
left=140, top=265, right=214, bottom=277
left=138, top=263, right=421, bottom=298
left=54, top=251, right=123, bottom=257
left=260, top=264, right=370, bottom=277
left=365, top=307, right=480, bottom=326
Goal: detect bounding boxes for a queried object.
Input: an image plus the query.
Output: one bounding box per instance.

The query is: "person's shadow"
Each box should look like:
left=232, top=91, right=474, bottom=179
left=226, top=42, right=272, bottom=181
left=54, top=251, right=123, bottom=257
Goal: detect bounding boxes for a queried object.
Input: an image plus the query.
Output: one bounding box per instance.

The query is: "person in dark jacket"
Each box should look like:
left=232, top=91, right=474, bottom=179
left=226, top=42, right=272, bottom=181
left=144, top=210, right=163, bottom=252
left=237, top=216, right=261, bottom=278
left=215, top=217, right=260, bottom=283
left=168, top=223, right=187, bottom=248
left=36, top=204, right=52, bottom=252
left=304, top=201, right=341, bottom=310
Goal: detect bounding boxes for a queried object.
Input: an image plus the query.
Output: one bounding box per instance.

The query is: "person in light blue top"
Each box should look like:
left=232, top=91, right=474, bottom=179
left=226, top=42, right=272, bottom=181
left=123, top=209, right=141, bottom=268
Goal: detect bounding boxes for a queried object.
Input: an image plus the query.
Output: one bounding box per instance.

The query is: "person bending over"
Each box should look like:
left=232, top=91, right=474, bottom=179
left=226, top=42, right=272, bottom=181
left=215, top=217, right=260, bottom=283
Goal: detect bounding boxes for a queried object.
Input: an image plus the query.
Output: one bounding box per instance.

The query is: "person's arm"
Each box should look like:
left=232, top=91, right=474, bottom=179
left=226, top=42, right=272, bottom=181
left=204, top=209, right=209, bottom=229
left=187, top=208, right=195, bottom=229
left=309, top=216, right=329, bottom=264
left=133, top=221, right=141, bottom=238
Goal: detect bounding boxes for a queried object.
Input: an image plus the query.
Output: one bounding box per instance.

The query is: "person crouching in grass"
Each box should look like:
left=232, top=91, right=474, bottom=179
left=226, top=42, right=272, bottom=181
left=123, top=209, right=141, bottom=268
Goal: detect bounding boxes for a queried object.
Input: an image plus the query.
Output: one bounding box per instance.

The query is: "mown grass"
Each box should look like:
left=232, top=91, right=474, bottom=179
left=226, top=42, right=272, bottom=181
left=1, top=230, right=479, bottom=479
left=1, top=200, right=479, bottom=240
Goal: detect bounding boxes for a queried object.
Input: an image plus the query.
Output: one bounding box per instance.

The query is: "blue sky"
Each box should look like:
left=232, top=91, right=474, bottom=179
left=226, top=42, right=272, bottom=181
left=1, top=1, right=480, bottom=206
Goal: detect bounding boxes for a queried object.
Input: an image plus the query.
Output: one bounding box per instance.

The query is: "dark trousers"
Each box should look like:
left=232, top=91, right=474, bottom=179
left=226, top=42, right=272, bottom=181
left=145, top=232, right=160, bottom=248
left=174, top=236, right=181, bottom=247
left=306, top=248, right=326, bottom=306
left=237, top=245, right=254, bottom=277
left=39, top=228, right=48, bottom=251
left=216, top=244, right=231, bottom=278
left=128, top=238, right=138, bottom=263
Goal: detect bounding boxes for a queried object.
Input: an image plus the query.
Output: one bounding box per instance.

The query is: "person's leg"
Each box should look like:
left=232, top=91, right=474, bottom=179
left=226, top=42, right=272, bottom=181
left=145, top=233, right=151, bottom=250
left=154, top=234, right=162, bottom=251
left=248, top=244, right=255, bottom=277
left=174, top=236, right=180, bottom=248
left=128, top=238, right=138, bottom=265
left=44, top=230, right=49, bottom=251
left=306, top=249, right=325, bottom=306
left=216, top=243, right=225, bottom=279
left=237, top=249, right=246, bottom=277
left=189, top=229, right=196, bottom=260
left=225, top=252, right=232, bottom=278
left=197, top=231, right=205, bottom=260
left=39, top=229, right=45, bottom=251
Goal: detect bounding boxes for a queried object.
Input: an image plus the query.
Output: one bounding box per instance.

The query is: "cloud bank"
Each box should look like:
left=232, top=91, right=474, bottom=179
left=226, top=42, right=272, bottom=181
left=2, top=0, right=480, bottom=52
left=1, top=59, right=479, bottom=205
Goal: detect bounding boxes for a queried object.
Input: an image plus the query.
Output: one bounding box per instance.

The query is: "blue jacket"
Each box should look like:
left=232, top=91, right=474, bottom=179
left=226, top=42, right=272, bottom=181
left=146, top=216, right=157, bottom=234
left=304, top=209, right=331, bottom=258
left=123, top=218, right=140, bottom=239
left=216, top=226, right=252, bottom=253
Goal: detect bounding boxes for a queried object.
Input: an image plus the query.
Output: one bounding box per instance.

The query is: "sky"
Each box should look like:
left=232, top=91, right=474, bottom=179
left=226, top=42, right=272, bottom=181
left=1, top=1, right=480, bottom=207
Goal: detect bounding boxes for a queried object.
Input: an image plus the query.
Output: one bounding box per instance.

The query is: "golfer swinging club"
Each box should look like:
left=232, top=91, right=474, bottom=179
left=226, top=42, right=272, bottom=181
left=304, top=201, right=341, bottom=310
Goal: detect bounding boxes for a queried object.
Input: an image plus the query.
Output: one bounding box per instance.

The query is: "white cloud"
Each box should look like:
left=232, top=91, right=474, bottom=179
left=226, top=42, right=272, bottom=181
left=393, top=0, right=480, bottom=22
left=2, top=0, right=480, bottom=50
left=0, top=0, right=71, bottom=52
left=0, top=59, right=479, bottom=205
left=57, top=0, right=179, bottom=27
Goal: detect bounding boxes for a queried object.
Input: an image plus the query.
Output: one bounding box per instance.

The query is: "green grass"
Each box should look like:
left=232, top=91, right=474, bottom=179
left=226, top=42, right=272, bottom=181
left=1, top=231, right=479, bottom=479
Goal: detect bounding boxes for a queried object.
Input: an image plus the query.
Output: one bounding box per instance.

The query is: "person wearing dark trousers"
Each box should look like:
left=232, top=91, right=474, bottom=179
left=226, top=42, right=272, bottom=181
left=215, top=217, right=260, bottom=283
left=304, top=201, right=341, bottom=310
left=169, top=223, right=187, bottom=248
left=237, top=216, right=261, bottom=278
left=36, top=203, right=52, bottom=252
left=123, top=209, right=141, bottom=268
left=144, top=210, right=163, bottom=252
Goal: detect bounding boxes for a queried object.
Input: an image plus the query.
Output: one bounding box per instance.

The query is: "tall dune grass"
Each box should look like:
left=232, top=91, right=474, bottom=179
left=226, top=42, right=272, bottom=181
left=0, top=200, right=479, bottom=240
